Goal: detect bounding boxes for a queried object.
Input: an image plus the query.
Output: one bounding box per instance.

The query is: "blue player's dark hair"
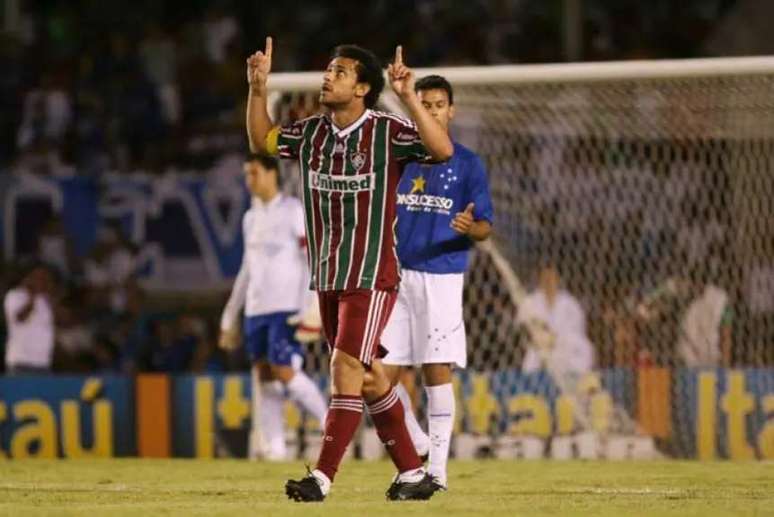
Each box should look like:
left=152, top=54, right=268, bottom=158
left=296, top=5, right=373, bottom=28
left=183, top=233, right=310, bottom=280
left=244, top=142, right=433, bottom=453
left=415, top=75, right=454, bottom=105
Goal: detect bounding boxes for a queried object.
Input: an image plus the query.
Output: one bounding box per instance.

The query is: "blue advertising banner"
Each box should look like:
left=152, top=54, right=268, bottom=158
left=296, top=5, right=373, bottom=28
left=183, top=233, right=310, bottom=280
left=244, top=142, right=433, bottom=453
left=1, top=369, right=772, bottom=459
left=0, top=173, right=249, bottom=288
left=0, top=376, right=134, bottom=458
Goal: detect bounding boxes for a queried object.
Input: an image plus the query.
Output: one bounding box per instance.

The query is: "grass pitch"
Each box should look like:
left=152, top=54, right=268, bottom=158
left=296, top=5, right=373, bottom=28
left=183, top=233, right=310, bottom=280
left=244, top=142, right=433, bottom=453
left=1, top=459, right=772, bottom=516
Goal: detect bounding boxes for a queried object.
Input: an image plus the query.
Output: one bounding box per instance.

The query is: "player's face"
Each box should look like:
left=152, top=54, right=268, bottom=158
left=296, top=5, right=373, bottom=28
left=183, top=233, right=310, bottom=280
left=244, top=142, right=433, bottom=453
left=418, top=89, right=455, bottom=131
left=243, top=162, right=275, bottom=198
left=539, top=266, right=560, bottom=294
left=320, top=57, right=367, bottom=108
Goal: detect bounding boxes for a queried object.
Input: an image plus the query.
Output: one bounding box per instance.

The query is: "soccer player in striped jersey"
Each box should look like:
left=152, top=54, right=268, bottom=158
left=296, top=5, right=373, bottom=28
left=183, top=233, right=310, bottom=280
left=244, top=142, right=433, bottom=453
left=219, top=153, right=327, bottom=461
left=246, top=37, right=453, bottom=501
left=380, top=75, right=494, bottom=491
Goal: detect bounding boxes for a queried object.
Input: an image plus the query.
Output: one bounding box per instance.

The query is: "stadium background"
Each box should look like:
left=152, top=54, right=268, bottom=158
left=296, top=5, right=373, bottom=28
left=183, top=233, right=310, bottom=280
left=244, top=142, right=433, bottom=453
left=1, top=0, right=774, bottom=465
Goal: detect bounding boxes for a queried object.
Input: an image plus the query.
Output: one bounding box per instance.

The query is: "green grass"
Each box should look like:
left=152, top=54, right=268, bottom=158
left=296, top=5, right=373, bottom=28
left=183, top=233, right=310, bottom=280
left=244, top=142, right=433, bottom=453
left=1, top=459, right=773, bottom=516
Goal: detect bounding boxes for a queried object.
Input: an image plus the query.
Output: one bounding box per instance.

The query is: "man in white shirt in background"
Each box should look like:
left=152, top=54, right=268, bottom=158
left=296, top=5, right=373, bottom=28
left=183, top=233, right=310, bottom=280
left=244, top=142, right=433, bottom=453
left=519, top=262, right=594, bottom=379
left=219, top=153, right=327, bottom=460
left=4, top=263, right=56, bottom=374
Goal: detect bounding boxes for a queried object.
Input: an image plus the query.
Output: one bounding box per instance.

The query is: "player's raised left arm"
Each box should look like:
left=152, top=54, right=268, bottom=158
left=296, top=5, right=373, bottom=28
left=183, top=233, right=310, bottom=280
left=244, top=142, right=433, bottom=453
left=388, top=45, right=453, bottom=161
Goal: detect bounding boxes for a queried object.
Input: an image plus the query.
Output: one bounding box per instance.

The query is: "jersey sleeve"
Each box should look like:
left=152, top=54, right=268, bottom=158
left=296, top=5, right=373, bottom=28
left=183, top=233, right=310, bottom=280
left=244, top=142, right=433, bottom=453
left=465, top=155, right=495, bottom=225
left=4, top=289, right=28, bottom=321
left=275, top=118, right=308, bottom=159
left=390, top=118, right=430, bottom=163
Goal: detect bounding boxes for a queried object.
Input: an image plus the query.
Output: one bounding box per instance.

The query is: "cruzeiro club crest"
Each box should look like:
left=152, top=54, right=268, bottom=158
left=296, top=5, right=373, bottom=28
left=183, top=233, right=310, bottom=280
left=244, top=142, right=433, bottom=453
left=350, top=151, right=367, bottom=171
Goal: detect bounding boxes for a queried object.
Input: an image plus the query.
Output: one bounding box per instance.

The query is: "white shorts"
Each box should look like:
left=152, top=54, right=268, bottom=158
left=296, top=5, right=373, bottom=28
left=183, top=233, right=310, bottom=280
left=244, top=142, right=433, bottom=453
left=381, top=269, right=467, bottom=368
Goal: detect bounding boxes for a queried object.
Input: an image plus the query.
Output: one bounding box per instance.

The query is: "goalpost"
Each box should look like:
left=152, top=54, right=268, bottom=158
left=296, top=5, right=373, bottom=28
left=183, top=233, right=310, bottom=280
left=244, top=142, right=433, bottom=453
left=267, top=56, right=774, bottom=460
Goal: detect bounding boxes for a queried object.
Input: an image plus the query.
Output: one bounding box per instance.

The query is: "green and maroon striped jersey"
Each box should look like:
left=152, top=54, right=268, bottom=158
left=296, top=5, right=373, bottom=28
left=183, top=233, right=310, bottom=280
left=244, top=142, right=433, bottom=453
left=276, top=109, right=428, bottom=291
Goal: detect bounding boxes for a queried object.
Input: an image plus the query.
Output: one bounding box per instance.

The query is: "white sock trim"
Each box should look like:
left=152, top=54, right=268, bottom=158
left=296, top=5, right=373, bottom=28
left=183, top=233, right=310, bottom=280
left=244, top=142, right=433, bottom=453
left=396, top=466, right=426, bottom=484
left=311, top=469, right=332, bottom=495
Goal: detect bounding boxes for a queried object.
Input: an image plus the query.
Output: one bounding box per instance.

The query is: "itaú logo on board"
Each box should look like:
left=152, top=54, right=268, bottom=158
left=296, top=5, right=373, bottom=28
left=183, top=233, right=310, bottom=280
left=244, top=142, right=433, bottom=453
left=309, top=171, right=375, bottom=192
left=396, top=193, right=454, bottom=212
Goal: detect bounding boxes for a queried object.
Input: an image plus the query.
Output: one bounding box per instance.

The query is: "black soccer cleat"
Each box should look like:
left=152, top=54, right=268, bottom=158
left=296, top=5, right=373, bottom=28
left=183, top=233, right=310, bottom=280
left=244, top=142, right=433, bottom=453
left=385, top=472, right=438, bottom=501
left=285, top=473, right=325, bottom=502
left=429, top=477, right=448, bottom=493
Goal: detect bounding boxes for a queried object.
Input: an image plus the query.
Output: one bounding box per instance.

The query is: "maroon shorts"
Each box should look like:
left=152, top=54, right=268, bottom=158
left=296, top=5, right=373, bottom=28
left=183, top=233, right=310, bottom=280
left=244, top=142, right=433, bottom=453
left=317, top=289, right=397, bottom=366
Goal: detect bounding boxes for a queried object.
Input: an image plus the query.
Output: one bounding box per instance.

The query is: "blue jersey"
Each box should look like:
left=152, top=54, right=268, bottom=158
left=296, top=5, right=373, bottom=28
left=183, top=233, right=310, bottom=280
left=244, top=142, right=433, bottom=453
left=395, top=142, right=494, bottom=274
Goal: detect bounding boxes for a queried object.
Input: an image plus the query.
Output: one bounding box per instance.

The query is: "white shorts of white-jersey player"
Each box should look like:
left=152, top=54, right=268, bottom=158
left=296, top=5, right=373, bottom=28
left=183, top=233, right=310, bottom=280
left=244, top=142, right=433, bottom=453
left=220, top=154, right=327, bottom=461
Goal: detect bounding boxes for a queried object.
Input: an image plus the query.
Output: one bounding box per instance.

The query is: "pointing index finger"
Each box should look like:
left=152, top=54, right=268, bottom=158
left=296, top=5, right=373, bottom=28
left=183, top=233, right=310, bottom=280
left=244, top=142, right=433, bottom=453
left=395, top=45, right=403, bottom=65
left=265, top=36, right=273, bottom=58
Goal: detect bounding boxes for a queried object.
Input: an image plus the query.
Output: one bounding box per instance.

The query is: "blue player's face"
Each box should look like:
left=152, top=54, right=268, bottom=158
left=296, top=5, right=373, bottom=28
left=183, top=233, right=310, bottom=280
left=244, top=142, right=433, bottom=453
left=418, top=88, right=455, bottom=131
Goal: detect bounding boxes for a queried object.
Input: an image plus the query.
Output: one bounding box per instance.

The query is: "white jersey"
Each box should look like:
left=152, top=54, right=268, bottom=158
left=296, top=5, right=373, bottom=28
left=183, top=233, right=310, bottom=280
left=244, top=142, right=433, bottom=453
left=518, top=289, right=594, bottom=374
left=677, top=284, right=729, bottom=367
left=4, top=287, right=55, bottom=369
left=220, top=194, right=310, bottom=331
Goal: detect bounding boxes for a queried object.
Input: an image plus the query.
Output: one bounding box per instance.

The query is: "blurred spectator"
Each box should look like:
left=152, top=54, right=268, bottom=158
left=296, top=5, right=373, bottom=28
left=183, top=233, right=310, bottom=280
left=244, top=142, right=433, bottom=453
left=37, top=216, right=78, bottom=278
left=16, top=74, right=72, bottom=152
left=83, top=224, right=137, bottom=316
left=139, top=23, right=181, bottom=126
left=3, top=263, right=56, bottom=374
left=518, top=262, right=594, bottom=374
left=53, top=298, right=95, bottom=372
left=676, top=262, right=733, bottom=368
left=140, top=313, right=204, bottom=372
left=203, top=7, right=239, bottom=64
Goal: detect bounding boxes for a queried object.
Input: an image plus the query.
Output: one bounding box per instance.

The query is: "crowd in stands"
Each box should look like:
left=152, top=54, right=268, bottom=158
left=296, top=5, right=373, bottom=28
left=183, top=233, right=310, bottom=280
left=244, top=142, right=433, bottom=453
left=1, top=0, right=736, bottom=174
left=1, top=223, right=238, bottom=374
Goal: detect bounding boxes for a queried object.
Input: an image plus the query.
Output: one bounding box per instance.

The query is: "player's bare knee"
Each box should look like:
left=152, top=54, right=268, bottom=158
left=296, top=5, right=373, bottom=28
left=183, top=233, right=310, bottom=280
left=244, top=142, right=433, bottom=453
left=361, top=371, right=381, bottom=400
left=329, top=349, right=365, bottom=395
left=423, top=362, right=453, bottom=386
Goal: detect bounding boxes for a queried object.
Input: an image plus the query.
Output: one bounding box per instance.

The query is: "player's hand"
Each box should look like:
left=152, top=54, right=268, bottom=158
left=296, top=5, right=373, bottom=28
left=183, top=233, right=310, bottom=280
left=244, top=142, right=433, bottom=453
left=218, top=328, right=241, bottom=351
left=388, top=45, right=415, bottom=100
left=246, top=36, right=273, bottom=91
left=287, top=298, right=323, bottom=344
left=451, top=203, right=475, bottom=235
left=524, top=318, right=556, bottom=362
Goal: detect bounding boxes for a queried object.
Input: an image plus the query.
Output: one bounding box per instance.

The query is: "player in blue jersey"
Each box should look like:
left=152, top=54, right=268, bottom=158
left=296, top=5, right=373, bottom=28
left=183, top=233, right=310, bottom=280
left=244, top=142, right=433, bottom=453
left=379, top=75, right=494, bottom=491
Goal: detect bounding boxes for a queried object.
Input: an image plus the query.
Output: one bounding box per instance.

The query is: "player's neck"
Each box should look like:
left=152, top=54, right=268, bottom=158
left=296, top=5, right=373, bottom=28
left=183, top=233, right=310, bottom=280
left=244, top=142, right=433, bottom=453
left=329, top=104, right=367, bottom=132
left=255, top=189, right=279, bottom=204
left=543, top=287, right=558, bottom=306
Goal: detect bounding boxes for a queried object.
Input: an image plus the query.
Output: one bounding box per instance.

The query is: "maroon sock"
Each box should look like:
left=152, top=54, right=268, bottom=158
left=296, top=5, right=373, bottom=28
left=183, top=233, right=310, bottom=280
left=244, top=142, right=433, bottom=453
left=315, top=395, right=363, bottom=482
left=367, top=388, right=423, bottom=473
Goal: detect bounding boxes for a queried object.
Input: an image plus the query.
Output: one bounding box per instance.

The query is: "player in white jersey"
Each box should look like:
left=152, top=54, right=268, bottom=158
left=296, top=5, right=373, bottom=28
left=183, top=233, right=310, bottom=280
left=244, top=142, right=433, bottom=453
left=219, top=153, right=327, bottom=460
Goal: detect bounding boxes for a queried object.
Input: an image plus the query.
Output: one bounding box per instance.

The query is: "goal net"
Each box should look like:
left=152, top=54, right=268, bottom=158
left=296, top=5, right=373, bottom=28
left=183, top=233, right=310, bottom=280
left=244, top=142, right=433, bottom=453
left=269, top=57, right=774, bottom=460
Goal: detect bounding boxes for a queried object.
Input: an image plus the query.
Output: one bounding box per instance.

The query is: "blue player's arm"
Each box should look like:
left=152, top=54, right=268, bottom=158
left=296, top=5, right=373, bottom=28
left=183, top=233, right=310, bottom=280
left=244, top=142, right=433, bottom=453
left=450, top=203, right=491, bottom=241
left=451, top=154, right=493, bottom=241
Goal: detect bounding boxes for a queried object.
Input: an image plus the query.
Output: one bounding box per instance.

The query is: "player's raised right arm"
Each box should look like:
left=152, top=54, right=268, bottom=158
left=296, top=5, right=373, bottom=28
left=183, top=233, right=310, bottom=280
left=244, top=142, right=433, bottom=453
left=246, top=36, right=276, bottom=153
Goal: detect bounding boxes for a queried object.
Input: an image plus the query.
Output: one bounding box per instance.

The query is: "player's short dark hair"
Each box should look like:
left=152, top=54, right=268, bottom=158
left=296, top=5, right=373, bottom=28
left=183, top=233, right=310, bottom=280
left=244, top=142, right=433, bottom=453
left=331, top=44, right=384, bottom=108
left=245, top=153, right=282, bottom=186
left=416, top=75, right=454, bottom=105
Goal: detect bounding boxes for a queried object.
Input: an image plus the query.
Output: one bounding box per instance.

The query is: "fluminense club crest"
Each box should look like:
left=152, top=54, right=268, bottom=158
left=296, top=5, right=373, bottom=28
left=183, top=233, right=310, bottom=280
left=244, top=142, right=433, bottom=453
left=350, top=152, right=367, bottom=171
